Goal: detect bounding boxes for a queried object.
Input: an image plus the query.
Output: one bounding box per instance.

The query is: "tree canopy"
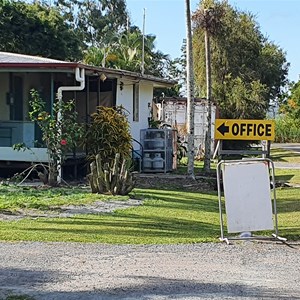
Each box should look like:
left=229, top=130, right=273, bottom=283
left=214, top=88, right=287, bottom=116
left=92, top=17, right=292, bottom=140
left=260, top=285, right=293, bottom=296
left=0, top=0, right=179, bottom=90
left=281, top=81, right=300, bottom=120
left=83, top=27, right=174, bottom=78
left=53, top=0, right=129, bottom=47
left=0, top=0, right=82, bottom=60
left=275, top=80, right=300, bottom=143
left=192, top=0, right=289, bottom=120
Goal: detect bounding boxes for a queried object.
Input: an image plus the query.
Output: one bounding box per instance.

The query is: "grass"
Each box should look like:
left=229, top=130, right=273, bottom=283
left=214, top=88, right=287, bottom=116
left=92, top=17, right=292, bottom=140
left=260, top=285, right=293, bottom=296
left=0, top=185, right=127, bottom=211
left=5, top=296, right=35, bottom=300
left=270, top=147, right=300, bottom=185
left=175, top=148, right=300, bottom=185
left=270, top=148, right=300, bottom=163
left=0, top=187, right=220, bottom=243
left=174, top=158, right=217, bottom=176
left=274, top=168, right=300, bottom=185
left=0, top=185, right=299, bottom=243
left=276, top=188, right=300, bottom=239
left=0, top=147, right=299, bottom=244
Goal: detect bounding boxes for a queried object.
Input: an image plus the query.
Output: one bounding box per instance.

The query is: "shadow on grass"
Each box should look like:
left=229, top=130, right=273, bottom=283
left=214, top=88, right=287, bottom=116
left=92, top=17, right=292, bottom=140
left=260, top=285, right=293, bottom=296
left=2, top=186, right=299, bottom=242
left=134, top=189, right=219, bottom=213
left=174, top=164, right=204, bottom=175
left=275, top=174, right=295, bottom=183
left=277, top=200, right=300, bottom=213
left=278, top=226, right=300, bottom=240
left=271, top=149, right=300, bottom=162
left=10, top=188, right=222, bottom=242
left=277, top=188, right=300, bottom=213
left=22, top=211, right=221, bottom=241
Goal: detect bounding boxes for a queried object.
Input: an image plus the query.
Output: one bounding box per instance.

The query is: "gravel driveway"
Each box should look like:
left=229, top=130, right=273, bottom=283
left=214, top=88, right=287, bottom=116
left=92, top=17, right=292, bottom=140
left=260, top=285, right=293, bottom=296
left=0, top=241, right=299, bottom=300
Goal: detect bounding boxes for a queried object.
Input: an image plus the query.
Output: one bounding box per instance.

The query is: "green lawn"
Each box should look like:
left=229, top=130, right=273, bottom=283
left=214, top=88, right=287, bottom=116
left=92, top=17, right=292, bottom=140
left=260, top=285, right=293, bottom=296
left=175, top=150, right=300, bottom=186
left=276, top=187, right=300, bottom=238
left=270, top=148, right=300, bottom=164
left=0, top=185, right=299, bottom=243
left=0, top=147, right=299, bottom=244
left=274, top=168, right=300, bottom=186
left=269, top=147, right=300, bottom=185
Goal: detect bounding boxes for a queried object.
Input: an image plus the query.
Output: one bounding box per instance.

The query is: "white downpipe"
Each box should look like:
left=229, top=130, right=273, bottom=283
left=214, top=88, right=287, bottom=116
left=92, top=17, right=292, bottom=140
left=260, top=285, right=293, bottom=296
left=56, top=67, right=85, bottom=183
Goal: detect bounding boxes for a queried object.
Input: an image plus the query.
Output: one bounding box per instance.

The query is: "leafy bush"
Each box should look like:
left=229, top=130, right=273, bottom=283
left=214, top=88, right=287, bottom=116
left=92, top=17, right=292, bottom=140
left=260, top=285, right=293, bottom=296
left=275, top=116, right=300, bottom=143
left=85, top=106, right=132, bottom=162
left=85, top=106, right=134, bottom=195
left=29, top=90, right=84, bottom=185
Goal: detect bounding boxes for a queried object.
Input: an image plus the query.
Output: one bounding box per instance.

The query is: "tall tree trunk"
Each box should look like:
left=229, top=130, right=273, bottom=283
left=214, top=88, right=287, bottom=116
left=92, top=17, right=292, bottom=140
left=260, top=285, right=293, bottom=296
left=204, top=25, right=212, bottom=172
left=185, top=0, right=195, bottom=178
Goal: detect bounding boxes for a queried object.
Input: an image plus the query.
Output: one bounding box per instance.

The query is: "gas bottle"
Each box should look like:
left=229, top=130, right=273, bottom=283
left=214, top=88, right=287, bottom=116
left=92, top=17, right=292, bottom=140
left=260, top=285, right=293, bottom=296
left=143, top=153, right=152, bottom=169
left=153, top=153, right=164, bottom=169
left=152, top=132, right=164, bottom=149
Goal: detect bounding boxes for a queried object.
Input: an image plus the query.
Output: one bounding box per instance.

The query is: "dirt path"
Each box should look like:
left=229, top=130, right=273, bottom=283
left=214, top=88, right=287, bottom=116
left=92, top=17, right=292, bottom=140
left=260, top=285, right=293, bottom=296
left=0, top=198, right=143, bottom=221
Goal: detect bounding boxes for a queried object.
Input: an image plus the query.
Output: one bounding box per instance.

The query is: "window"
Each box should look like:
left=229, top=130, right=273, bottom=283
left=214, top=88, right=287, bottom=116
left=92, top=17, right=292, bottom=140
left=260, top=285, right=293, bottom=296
left=133, top=83, right=139, bottom=122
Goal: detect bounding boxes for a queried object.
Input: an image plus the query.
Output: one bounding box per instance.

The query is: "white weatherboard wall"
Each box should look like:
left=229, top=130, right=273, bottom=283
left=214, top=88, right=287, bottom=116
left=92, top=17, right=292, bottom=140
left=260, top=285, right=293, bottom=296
left=116, top=79, right=152, bottom=143
left=0, top=76, right=153, bottom=162
left=0, top=147, right=49, bottom=162
left=223, top=161, right=274, bottom=233
left=159, top=100, right=216, bottom=152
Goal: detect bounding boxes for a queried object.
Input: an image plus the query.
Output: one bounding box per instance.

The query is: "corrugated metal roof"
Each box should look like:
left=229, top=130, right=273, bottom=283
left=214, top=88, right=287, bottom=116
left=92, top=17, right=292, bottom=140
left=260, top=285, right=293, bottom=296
left=0, top=51, right=70, bottom=64
left=0, top=51, right=176, bottom=87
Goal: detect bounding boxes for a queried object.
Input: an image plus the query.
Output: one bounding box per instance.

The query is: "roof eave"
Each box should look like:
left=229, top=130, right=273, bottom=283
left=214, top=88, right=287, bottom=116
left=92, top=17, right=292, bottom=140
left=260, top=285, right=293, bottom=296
left=0, top=62, right=81, bottom=69
left=0, top=62, right=177, bottom=87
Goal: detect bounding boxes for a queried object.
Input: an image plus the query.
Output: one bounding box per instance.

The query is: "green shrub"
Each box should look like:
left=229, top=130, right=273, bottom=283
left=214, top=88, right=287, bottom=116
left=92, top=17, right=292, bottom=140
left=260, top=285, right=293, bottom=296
left=85, top=106, right=132, bottom=162
left=85, top=106, right=134, bottom=195
left=26, top=90, right=84, bottom=186
left=275, top=116, right=300, bottom=143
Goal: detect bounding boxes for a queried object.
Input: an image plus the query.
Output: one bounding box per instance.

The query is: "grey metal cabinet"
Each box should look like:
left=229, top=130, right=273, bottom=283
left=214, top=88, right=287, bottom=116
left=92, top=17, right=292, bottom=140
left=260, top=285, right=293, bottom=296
left=140, top=128, right=175, bottom=173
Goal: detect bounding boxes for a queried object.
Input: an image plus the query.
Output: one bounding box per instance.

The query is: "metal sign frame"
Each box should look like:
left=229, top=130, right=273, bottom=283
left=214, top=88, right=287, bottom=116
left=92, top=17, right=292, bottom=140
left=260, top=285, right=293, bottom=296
left=216, top=158, right=286, bottom=244
left=216, top=140, right=270, bottom=160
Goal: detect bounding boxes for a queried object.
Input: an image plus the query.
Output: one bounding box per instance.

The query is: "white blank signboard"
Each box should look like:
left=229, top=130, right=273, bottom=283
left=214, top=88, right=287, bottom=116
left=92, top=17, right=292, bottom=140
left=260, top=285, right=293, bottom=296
left=223, top=161, right=274, bottom=233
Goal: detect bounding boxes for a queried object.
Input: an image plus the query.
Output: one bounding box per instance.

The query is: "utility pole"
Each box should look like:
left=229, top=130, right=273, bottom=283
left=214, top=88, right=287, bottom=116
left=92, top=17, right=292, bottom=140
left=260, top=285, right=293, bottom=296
left=141, top=8, right=146, bottom=75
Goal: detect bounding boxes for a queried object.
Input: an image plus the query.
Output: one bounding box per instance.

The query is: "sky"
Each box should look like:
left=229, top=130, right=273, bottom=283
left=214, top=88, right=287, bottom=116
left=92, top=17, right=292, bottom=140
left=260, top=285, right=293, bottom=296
left=126, top=0, right=300, bottom=82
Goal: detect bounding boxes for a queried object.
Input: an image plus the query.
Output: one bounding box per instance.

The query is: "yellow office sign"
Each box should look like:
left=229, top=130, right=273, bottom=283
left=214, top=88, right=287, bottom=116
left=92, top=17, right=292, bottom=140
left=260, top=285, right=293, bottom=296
left=215, top=119, right=275, bottom=141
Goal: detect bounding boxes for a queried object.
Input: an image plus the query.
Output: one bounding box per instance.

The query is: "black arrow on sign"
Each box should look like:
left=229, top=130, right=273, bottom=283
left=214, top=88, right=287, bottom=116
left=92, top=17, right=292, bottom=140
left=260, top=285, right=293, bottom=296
left=217, top=123, right=230, bottom=136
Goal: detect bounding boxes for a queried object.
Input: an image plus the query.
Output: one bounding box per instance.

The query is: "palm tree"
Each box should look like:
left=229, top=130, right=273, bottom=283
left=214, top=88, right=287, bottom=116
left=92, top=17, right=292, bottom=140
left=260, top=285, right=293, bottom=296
left=193, top=3, right=224, bottom=172
left=185, top=0, right=195, bottom=178
left=83, top=28, right=170, bottom=76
